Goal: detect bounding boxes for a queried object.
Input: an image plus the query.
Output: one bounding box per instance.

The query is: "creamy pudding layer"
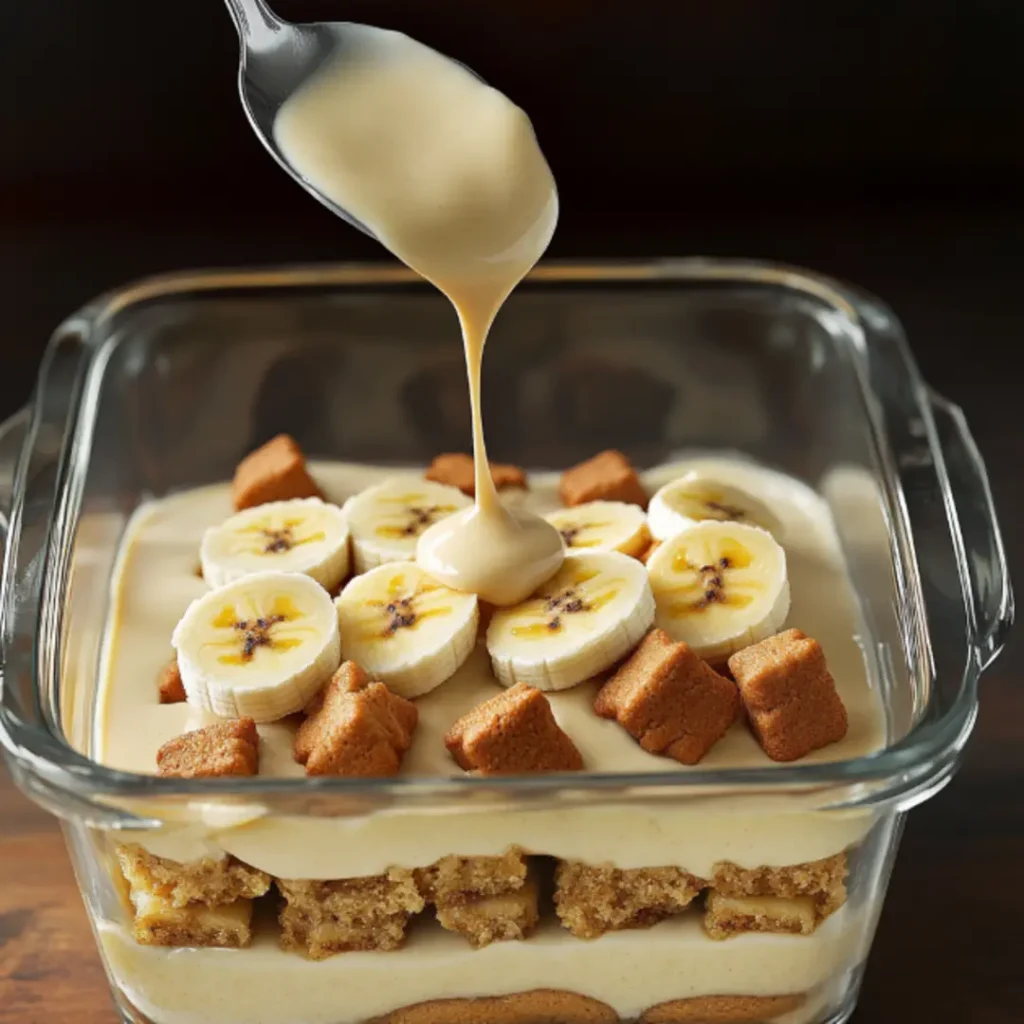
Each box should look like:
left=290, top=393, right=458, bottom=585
left=99, top=907, right=869, bottom=1024
left=94, top=458, right=885, bottom=879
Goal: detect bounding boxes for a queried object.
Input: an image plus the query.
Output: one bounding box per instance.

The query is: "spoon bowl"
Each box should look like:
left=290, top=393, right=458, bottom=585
left=224, top=0, right=380, bottom=237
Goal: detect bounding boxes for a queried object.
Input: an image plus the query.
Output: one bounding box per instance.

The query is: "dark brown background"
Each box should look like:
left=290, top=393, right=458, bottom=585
left=1, top=2, right=1022, bottom=1022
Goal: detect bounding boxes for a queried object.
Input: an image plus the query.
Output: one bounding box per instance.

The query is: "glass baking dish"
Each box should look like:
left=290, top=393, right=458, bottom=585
left=0, top=260, right=1011, bottom=1024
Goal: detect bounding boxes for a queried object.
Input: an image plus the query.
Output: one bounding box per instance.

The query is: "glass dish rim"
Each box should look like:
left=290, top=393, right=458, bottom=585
left=0, top=257, right=1010, bottom=819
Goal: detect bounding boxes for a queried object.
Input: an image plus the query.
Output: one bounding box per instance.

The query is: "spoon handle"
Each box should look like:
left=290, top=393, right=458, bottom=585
left=224, top=0, right=285, bottom=48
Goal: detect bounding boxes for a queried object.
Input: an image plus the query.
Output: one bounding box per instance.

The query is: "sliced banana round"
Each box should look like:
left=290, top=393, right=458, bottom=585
left=486, top=551, right=655, bottom=691
left=200, top=498, right=350, bottom=591
left=545, top=501, right=651, bottom=558
left=647, top=520, right=790, bottom=663
left=647, top=471, right=783, bottom=541
left=172, top=571, right=341, bottom=723
left=343, top=477, right=471, bottom=573
left=335, top=561, right=478, bottom=698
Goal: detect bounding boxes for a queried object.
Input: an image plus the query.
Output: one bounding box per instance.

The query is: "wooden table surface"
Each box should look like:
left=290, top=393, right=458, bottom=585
left=1, top=210, right=1022, bottom=1023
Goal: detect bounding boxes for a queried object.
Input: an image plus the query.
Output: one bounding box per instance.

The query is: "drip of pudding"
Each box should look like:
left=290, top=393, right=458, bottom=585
left=274, top=28, right=564, bottom=605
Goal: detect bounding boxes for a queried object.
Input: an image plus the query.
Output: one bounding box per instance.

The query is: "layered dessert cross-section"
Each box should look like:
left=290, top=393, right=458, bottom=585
left=91, top=448, right=886, bottom=1023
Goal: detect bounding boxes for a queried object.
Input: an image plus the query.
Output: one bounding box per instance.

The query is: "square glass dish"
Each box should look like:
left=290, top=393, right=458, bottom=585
left=0, top=259, right=1011, bottom=1024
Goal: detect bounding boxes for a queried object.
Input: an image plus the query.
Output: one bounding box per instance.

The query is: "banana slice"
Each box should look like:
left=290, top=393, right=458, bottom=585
left=335, top=562, right=478, bottom=698
left=647, top=521, right=790, bottom=663
left=172, top=571, right=341, bottom=722
left=647, top=471, right=783, bottom=541
left=343, top=478, right=471, bottom=573
left=545, top=501, right=651, bottom=558
left=486, top=551, right=655, bottom=691
left=200, top=498, right=350, bottom=591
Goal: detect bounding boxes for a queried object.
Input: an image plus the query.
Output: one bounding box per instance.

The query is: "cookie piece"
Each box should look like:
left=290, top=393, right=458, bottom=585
left=554, top=860, right=704, bottom=938
left=369, top=990, right=618, bottom=1024
left=231, top=434, right=321, bottom=511
left=426, top=452, right=527, bottom=497
left=559, top=450, right=648, bottom=508
left=156, top=718, right=259, bottom=778
left=712, top=852, right=847, bottom=920
left=594, top=629, right=739, bottom=764
left=157, top=658, right=186, bottom=704
left=277, top=870, right=424, bottom=959
left=128, top=890, right=253, bottom=948
left=640, top=540, right=662, bottom=565
left=445, top=682, right=583, bottom=774
left=727, top=629, right=848, bottom=762
left=294, top=662, right=417, bottom=777
left=435, top=872, right=540, bottom=948
left=116, top=845, right=271, bottom=908
left=704, top=890, right=818, bottom=940
left=415, top=848, right=528, bottom=903
left=641, top=993, right=805, bottom=1023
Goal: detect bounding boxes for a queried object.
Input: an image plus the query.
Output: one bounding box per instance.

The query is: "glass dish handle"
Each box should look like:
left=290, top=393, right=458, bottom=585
left=928, top=389, right=1013, bottom=670
left=0, top=406, right=30, bottom=555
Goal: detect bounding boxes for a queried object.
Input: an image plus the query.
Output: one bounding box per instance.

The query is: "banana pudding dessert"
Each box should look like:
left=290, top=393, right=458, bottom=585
left=91, top=18, right=884, bottom=1024
left=95, top=435, right=884, bottom=1024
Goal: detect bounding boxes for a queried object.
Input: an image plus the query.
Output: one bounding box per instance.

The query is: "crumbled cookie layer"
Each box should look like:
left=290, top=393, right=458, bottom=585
left=116, top=844, right=271, bottom=908
left=115, top=843, right=850, bottom=954
left=435, top=874, right=540, bottom=948
left=426, top=452, right=527, bottom=496
left=560, top=449, right=648, bottom=508
left=277, top=869, right=424, bottom=959
left=728, top=629, right=848, bottom=762
left=128, top=889, right=253, bottom=948
left=555, top=861, right=704, bottom=939
left=156, top=717, right=259, bottom=778
left=415, top=848, right=528, bottom=903
left=641, top=993, right=805, bottom=1022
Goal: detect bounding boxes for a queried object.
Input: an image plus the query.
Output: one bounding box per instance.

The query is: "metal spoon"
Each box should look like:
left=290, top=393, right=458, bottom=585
left=223, top=0, right=378, bottom=237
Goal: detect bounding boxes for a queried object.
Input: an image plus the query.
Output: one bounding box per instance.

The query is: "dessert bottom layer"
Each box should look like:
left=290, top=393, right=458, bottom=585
left=100, top=907, right=868, bottom=1024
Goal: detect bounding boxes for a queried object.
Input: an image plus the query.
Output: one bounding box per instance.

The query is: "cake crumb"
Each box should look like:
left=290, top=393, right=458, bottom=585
left=294, top=661, right=417, bottom=777
left=712, top=852, right=847, bottom=919
left=415, top=848, right=528, bottom=903
left=435, top=873, right=540, bottom=948
left=157, top=658, right=186, bottom=704
left=445, top=682, right=583, bottom=774
left=728, top=629, right=848, bottom=762
left=554, top=860, right=703, bottom=938
left=129, top=889, right=253, bottom=948
left=156, top=718, right=259, bottom=778
left=277, top=870, right=424, bottom=959
left=116, top=845, right=270, bottom=908
left=426, top=452, right=527, bottom=496
left=594, top=629, right=739, bottom=765
left=231, top=434, right=321, bottom=511
left=559, top=449, right=648, bottom=508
